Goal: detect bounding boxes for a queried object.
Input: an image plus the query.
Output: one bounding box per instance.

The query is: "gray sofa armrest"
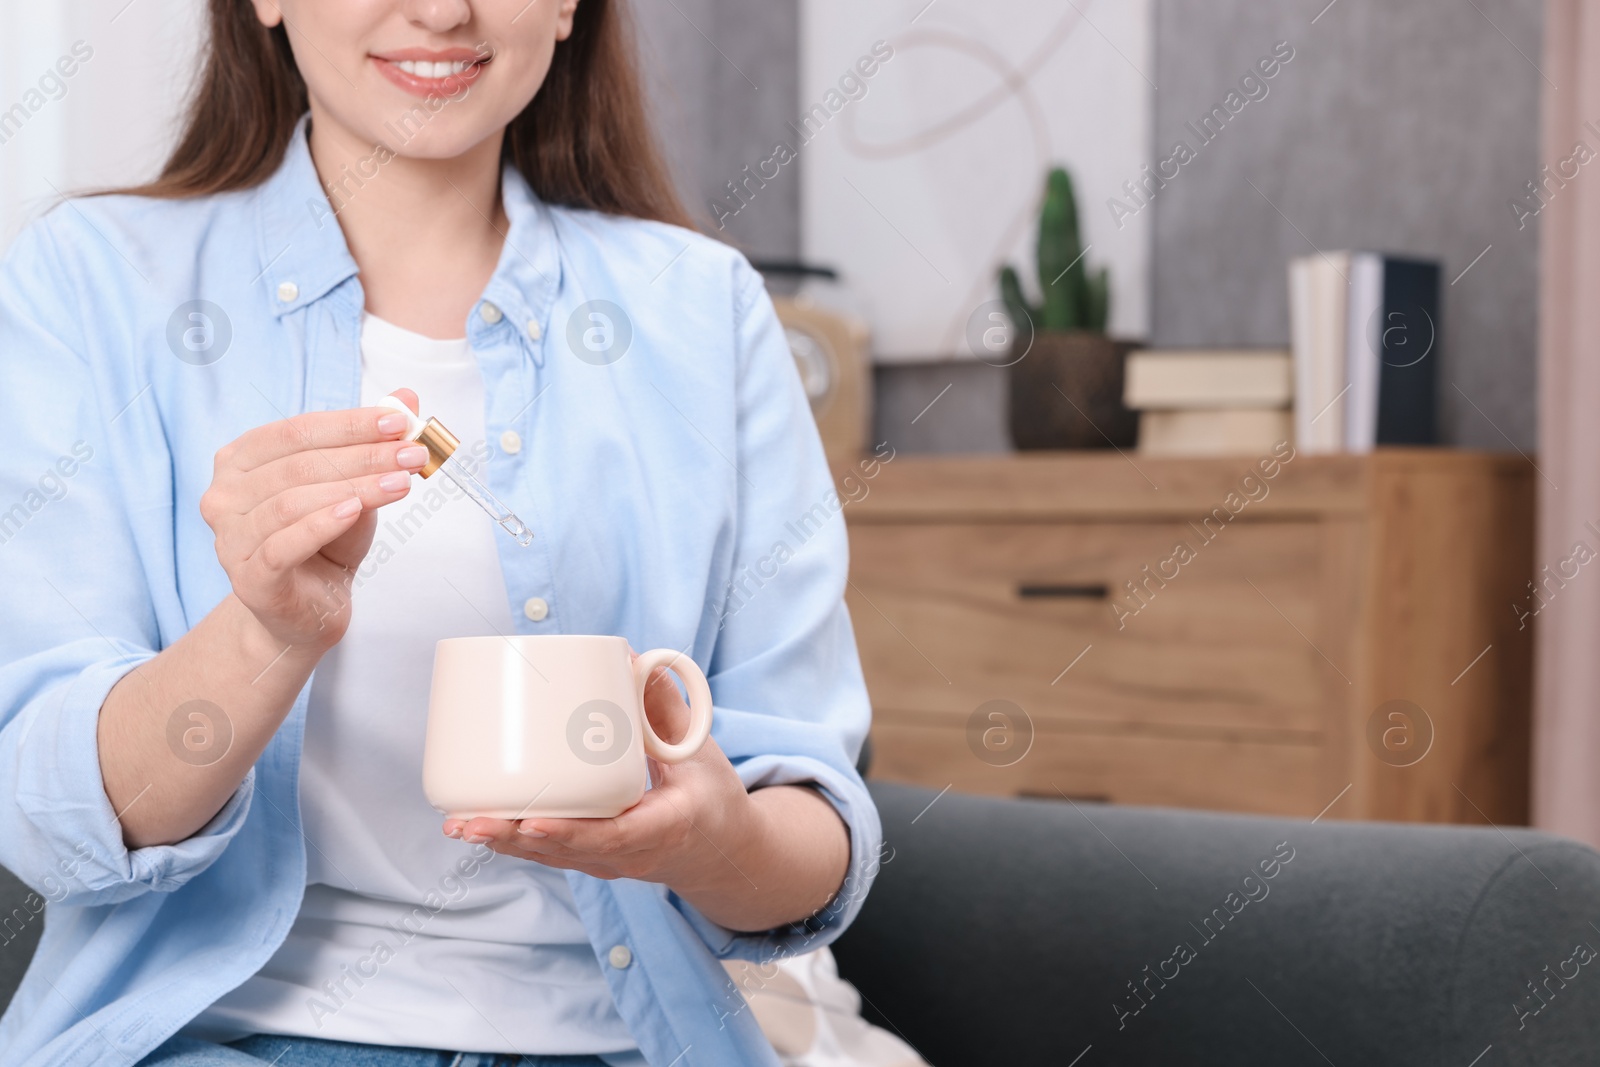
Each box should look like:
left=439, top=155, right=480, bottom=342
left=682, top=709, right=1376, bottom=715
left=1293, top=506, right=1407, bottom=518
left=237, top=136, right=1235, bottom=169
left=833, top=781, right=1600, bottom=1066
left=0, top=866, right=43, bottom=1015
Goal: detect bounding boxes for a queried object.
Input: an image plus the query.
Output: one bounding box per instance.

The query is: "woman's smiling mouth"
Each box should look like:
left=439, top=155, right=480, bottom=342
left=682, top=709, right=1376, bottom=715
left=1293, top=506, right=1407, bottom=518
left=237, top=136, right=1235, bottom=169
left=371, top=47, right=491, bottom=97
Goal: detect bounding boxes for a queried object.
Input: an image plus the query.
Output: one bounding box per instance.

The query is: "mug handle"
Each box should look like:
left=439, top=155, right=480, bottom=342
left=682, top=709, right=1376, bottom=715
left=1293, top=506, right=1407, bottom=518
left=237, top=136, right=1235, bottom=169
left=633, top=649, right=714, bottom=763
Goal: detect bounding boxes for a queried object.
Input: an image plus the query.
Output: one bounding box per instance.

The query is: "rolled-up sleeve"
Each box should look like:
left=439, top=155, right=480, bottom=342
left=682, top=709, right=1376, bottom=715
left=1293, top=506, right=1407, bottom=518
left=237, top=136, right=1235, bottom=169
left=0, top=213, right=250, bottom=908
left=5, top=641, right=256, bottom=907
left=671, top=259, right=883, bottom=961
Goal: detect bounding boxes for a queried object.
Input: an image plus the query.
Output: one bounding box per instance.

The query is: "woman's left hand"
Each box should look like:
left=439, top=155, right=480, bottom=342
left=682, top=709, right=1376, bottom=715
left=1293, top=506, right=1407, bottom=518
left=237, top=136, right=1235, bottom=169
left=441, top=659, right=756, bottom=894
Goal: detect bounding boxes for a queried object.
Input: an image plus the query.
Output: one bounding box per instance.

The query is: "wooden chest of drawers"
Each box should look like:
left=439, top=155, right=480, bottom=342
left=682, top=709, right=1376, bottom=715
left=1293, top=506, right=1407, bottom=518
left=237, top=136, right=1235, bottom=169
left=843, top=450, right=1534, bottom=824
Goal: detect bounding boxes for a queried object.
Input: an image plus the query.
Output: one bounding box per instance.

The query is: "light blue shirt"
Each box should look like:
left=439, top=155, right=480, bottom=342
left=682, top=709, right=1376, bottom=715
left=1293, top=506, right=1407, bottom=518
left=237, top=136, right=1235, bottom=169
left=0, top=119, right=881, bottom=1067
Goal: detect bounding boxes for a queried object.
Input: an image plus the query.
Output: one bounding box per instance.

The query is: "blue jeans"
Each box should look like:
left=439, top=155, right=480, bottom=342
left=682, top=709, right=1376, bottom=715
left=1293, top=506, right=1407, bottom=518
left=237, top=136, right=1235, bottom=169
left=138, top=1034, right=615, bottom=1067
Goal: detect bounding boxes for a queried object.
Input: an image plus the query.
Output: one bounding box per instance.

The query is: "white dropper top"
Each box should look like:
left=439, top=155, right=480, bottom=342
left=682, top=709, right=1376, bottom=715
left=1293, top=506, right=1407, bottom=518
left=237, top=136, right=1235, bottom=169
left=376, top=394, right=428, bottom=440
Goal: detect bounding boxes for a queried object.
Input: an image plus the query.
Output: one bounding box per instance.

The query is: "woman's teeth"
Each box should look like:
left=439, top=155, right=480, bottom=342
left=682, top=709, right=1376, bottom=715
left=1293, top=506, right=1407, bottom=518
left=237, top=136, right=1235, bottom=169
left=392, top=59, right=477, bottom=78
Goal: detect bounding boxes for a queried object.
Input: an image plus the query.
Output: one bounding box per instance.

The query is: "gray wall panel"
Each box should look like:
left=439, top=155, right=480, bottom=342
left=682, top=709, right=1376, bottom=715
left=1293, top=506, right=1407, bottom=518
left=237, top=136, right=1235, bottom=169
left=633, top=0, right=800, bottom=259
left=872, top=363, right=1013, bottom=455
left=1150, top=0, right=1541, bottom=450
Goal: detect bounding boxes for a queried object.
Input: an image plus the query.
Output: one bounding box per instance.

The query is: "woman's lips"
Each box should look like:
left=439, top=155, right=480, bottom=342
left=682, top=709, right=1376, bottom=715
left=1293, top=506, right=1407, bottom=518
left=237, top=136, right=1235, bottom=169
left=372, top=54, right=489, bottom=99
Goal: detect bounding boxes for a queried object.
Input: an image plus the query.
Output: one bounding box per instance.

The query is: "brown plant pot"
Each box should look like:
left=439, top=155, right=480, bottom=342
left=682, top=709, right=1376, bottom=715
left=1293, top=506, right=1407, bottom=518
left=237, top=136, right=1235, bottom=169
left=1008, top=331, right=1138, bottom=450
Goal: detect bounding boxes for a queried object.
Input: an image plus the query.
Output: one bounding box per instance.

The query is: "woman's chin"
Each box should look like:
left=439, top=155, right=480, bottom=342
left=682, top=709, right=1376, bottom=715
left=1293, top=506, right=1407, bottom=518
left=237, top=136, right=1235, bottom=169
left=349, top=120, right=503, bottom=165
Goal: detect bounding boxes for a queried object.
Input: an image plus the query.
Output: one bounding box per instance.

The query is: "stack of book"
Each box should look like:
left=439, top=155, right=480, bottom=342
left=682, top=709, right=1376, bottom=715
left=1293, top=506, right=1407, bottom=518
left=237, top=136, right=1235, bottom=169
left=1123, top=350, right=1294, bottom=456
left=1287, top=252, right=1441, bottom=453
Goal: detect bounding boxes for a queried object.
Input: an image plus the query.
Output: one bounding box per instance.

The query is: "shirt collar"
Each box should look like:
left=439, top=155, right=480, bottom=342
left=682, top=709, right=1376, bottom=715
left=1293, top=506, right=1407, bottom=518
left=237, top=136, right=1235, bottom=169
left=476, top=160, right=563, bottom=366
left=255, top=114, right=360, bottom=315
left=254, top=113, right=563, bottom=362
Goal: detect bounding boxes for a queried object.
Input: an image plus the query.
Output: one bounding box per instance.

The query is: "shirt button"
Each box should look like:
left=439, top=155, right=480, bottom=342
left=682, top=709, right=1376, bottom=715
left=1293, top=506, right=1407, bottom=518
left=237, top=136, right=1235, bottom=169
left=499, top=430, right=522, bottom=455
left=479, top=301, right=503, bottom=325
left=608, top=944, right=632, bottom=969
left=523, top=597, right=549, bottom=622
left=526, top=319, right=543, bottom=341
left=276, top=281, right=298, bottom=302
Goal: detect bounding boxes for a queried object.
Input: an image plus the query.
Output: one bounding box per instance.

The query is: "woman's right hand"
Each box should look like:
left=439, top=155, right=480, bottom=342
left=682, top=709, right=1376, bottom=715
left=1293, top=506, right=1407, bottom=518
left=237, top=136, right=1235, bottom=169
left=199, top=388, right=425, bottom=652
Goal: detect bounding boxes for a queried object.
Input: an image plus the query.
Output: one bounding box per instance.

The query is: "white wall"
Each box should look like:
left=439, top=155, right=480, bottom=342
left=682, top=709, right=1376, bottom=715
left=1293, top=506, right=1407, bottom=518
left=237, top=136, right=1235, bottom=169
left=800, top=0, right=1154, bottom=361
left=0, top=1, right=201, bottom=247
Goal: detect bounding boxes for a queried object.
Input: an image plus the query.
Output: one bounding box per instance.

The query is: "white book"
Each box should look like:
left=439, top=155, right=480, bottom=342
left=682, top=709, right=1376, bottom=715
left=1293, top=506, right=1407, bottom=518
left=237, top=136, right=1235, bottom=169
left=1290, top=252, right=1352, bottom=453
left=1313, top=252, right=1352, bottom=452
left=1123, top=350, right=1292, bottom=409
left=1344, top=253, right=1384, bottom=453
left=1289, top=258, right=1317, bottom=451
left=1137, top=409, right=1294, bottom=456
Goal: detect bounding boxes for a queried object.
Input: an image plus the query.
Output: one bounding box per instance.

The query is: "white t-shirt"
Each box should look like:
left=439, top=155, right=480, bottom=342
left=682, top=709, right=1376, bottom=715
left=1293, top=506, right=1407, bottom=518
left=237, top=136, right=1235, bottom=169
left=187, top=314, right=635, bottom=1055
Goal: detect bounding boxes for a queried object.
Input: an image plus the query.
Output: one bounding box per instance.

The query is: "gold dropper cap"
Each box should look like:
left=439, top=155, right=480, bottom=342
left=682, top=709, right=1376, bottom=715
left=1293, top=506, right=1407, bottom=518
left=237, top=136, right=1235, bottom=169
left=415, top=417, right=460, bottom=478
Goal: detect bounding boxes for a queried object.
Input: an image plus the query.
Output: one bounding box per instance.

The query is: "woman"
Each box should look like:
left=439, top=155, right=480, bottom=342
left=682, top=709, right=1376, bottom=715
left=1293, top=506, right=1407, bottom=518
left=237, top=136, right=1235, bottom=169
left=0, top=1, right=880, bottom=1065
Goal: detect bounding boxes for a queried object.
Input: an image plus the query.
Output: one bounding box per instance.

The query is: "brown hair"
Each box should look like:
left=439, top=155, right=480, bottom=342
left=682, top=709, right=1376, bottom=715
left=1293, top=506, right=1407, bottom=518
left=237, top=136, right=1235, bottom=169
left=120, top=0, right=692, bottom=228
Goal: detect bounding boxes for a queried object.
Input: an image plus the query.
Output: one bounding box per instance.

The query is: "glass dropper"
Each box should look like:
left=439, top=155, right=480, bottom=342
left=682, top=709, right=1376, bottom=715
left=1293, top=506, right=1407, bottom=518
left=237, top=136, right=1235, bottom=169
left=437, top=451, right=534, bottom=546
left=376, top=395, right=534, bottom=547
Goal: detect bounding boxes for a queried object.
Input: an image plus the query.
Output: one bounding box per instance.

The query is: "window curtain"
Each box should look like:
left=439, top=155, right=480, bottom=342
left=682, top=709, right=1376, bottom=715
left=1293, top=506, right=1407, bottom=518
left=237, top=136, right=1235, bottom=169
left=1534, top=0, right=1600, bottom=846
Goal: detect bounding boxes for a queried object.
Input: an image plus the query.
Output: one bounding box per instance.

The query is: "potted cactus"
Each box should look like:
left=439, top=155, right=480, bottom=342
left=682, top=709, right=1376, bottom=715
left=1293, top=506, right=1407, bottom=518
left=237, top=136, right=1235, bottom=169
left=999, top=166, right=1137, bottom=450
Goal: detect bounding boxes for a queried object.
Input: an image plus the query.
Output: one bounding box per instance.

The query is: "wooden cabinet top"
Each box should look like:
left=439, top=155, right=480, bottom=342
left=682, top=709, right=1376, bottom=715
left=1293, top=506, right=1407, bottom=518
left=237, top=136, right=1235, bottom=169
left=841, top=449, right=1535, bottom=522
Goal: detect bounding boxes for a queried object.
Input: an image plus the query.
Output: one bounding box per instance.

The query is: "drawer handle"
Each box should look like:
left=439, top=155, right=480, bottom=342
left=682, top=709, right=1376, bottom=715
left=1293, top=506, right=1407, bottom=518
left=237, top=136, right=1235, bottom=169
left=1020, top=789, right=1111, bottom=804
left=1017, top=583, right=1109, bottom=600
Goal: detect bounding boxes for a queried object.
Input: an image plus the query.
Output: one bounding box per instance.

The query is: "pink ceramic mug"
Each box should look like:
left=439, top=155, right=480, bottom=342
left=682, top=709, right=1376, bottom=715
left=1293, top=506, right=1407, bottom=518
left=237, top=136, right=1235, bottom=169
left=422, top=635, right=714, bottom=819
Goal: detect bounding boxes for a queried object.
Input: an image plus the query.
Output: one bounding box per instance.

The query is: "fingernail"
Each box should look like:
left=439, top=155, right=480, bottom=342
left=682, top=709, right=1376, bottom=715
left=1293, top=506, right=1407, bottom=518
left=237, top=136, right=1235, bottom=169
left=378, top=471, right=411, bottom=491
left=377, top=413, right=408, bottom=434
left=443, top=824, right=463, bottom=839
left=397, top=445, right=429, bottom=468
left=333, top=497, right=361, bottom=519
left=464, top=833, right=491, bottom=844
left=516, top=822, right=547, bottom=838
